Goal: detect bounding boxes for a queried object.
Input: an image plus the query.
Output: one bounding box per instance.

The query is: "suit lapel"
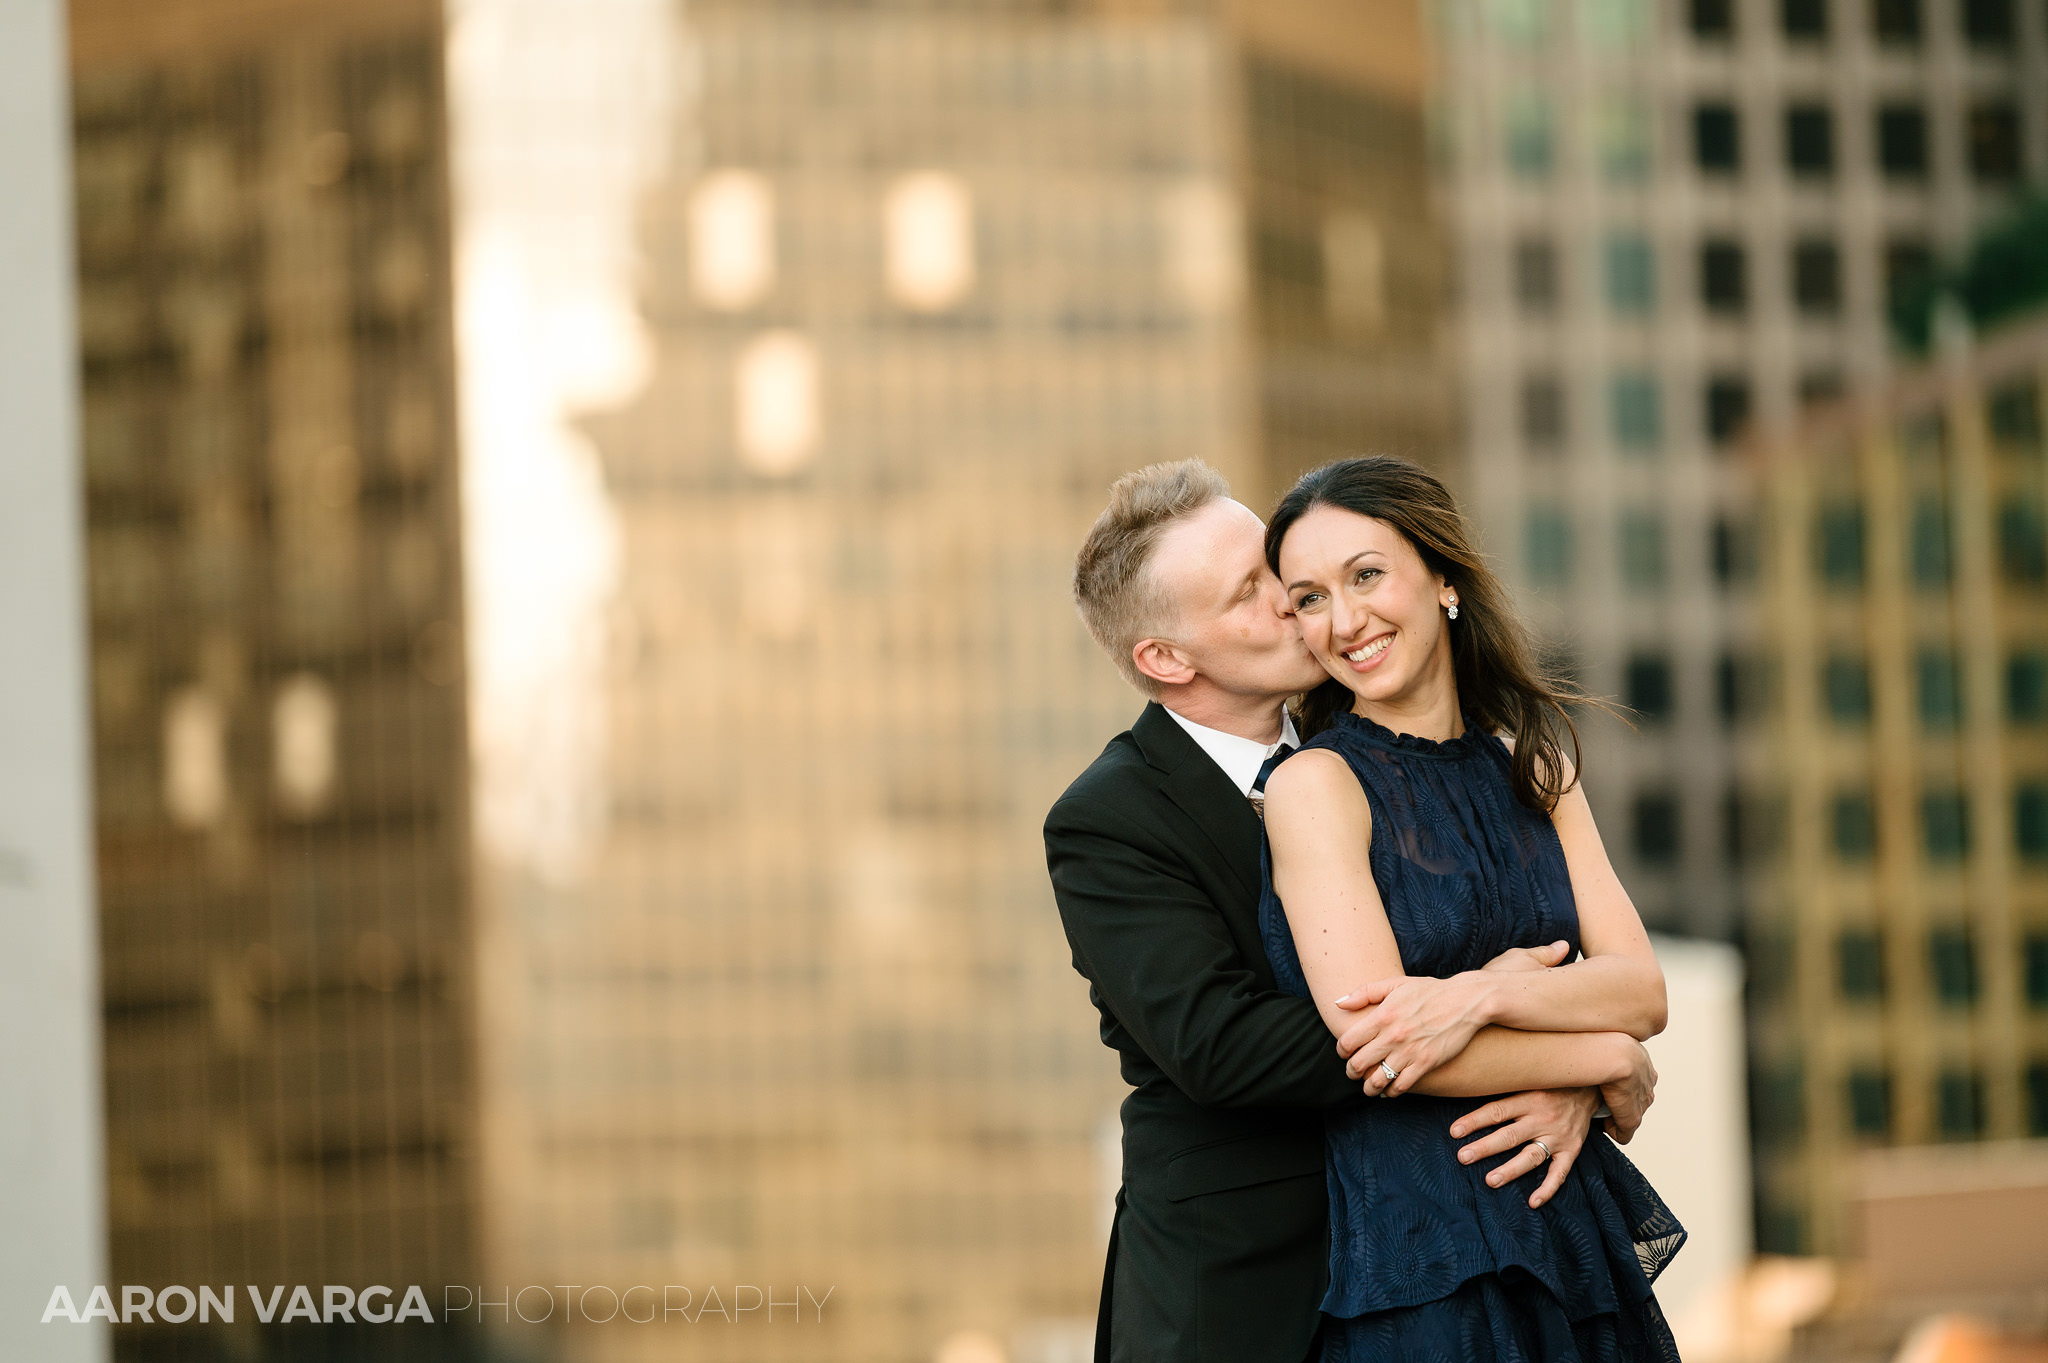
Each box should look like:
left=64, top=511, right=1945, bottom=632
left=1132, top=703, right=1263, bottom=904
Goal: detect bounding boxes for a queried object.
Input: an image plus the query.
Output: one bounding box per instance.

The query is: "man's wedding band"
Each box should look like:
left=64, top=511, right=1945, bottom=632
left=1532, top=1139, right=1553, bottom=1161
left=1378, top=1060, right=1399, bottom=1083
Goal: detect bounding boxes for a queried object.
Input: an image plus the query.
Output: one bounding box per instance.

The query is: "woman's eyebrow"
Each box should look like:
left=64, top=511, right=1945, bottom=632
left=1290, top=549, right=1384, bottom=592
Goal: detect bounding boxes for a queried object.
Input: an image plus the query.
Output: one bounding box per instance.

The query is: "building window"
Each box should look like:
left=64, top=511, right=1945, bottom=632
left=1924, top=791, right=1971, bottom=862
left=1930, top=927, right=1979, bottom=1003
left=2030, top=1063, right=2048, bottom=1136
left=1633, top=789, right=1682, bottom=864
left=1800, top=370, right=1845, bottom=407
left=1839, top=929, right=1886, bottom=999
left=1918, top=649, right=1964, bottom=729
left=1936, top=1069, right=1983, bottom=1138
left=1885, top=239, right=1935, bottom=326
left=1506, top=91, right=1555, bottom=180
left=1515, top=235, right=1560, bottom=314
left=1988, top=380, right=2043, bottom=451
left=688, top=169, right=775, bottom=310
left=2001, top=497, right=2048, bottom=584
left=2009, top=653, right=2048, bottom=722
left=1700, top=239, right=1747, bottom=313
left=1694, top=103, right=1741, bottom=174
left=1969, top=102, right=2022, bottom=182
left=2016, top=784, right=2048, bottom=861
left=735, top=330, right=821, bottom=476
left=1705, top=376, right=1752, bottom=446
left=1626, top=653, right=1675, bottom=722
left=1816, top=503, right=1865, bottom=587
left=1757, top=1059, right=1806, bottom=1143
left=1712, top=514, right=1759, bottom=587
left=1873, top=0, right=1922, bottom=42
left=1611, top=372, right=1662, bottom=452
left=1782, top=0, right=1829, bottom=38
left=1847, top=1071, right=1891, bottom=1137
left=2027, top=933, right=2048, bottom=1004
left=1877, top=104, right=1929, bottom=178
left=1833, top=791, right=1877, bottom=860
left=1824, top=655, right=1872, bottom=723
left=1597, top=93, right=1654, bottom=183
left=1619, top=510, right=1668, bottom=590
left=1793, top=239, right=1841, bottom=314
left=1786, top=105, right=1835, bottom=176
left=1690, top=0, right=1736, bottom=37
left=1962, top=0, right=2014, bottom=43
left=1527, top=507, right=1574, bottom=586
left=884, top=171, right=975, bottom=311
left=1522, top=373, right=1567, bottom=451
left=1909, top=498, right=1952, bottom=587
left=1604, top=234, right=1656, bottom=314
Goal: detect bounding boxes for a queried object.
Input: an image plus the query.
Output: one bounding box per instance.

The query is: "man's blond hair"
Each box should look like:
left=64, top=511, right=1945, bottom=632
left=1073, top=460, right=1232, bottom=694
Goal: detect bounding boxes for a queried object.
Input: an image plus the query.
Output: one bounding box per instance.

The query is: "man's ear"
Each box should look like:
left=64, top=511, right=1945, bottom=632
left=1132, top=637, right=1196, bottom=689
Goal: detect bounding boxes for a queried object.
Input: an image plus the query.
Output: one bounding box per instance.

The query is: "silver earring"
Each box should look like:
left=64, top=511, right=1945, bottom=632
left=1447, top=600, right=1459, bottom=620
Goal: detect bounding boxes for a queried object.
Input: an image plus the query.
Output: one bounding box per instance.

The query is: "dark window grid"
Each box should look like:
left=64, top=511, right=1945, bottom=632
left=2029, top=1062, right=2048, bottom=1136
left=1909, top=497, right=1952, bottom=587
left=1694, top=104, right=1742, bottom=174
left=2026, top=934, right=2048, bottom=1005
left=1886, top=240, right=1936, bottom=319
left=1962, top=0, right=2015, bottom=45
left=2009, top=652, right=2048, bottom=722
left=1873, top=0, right=1923, bottom=43
left=1716, top=652, right=1770, bottom=724
left=1839, top=929, right=1886, bottom=999
left=1847, top=1069, right=1891, bottom=1136
left=1521, top=374, right=1568, bottom=451
left=1833, top=791, right=1878, bottom=860
left=1700, top=240, right=1748, bottom=313
left=1706, top=376, right=1753, bottom=445
left=1515, top=237, right=1560, bottom=314
left=1936, top=1069, right=1984, bottom=1139
left=1930, top=926, right=1979, bottom=1003
left=1969, top=103, right=2022, bottom=183
left=1793, top=239, right=1841, bottom=314
left=1786, top=106, right=1835, bottom=177
left=2001, top=498, right=2048, bottom=585
left=1691, top=0, right=1737, bottom=38
left=1816, top=504, right=1865, bottom=587
left=1824, top=656, right=1872, bottom=723
left=1918, top=649, right=1964, bottom=729
left=1633, top=790, right=1683, bottom=865
left=1988, top=380, right=2043, bottom=450
left=1878, top=104, right=1929, bottom=179
left=1712, top=516, right=1759, bottom=587
left=1923, top=790, right=1972, bottom=862
left=2015, top=784, right=2048, bottom=861
left=1783, top=0, right=1831, bottom=37
left=1626, top=654, right=1676, bottom=722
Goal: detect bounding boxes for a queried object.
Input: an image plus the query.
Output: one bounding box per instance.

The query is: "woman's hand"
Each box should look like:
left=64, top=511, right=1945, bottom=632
left=1448, top=1087, right=1600, bottom=1209
left=1334, top=973, right=1496, bottom=1096
left=1481, top=940, right=1571, bottom=973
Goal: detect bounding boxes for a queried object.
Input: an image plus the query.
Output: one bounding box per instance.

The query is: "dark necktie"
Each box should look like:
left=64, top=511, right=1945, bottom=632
left=1247, top=743, right=1297, bottom=821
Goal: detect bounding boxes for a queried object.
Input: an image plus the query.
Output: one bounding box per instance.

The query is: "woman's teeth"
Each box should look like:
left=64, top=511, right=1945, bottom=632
left=1344, top=636, right=1391, bottom=664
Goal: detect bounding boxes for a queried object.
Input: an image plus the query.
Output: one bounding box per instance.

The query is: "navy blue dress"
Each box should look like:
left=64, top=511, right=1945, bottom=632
left=1258, top=710, right=1684, bottom=1363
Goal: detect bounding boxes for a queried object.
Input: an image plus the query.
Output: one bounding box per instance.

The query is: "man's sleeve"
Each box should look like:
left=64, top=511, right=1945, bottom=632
left=1045, top=794, right=1362, bottom=1111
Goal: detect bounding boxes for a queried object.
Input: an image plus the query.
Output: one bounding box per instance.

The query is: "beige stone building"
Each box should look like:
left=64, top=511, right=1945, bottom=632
left=1743, top=310, right=2048, bottom=1256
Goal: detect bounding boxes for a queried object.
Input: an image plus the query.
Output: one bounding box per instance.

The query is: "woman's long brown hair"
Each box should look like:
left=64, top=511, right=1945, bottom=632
left=1264, top=456, right=1600, bottom=812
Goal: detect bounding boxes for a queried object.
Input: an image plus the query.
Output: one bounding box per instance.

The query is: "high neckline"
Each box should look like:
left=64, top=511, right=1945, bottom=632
left=1331, top=707, right=1484, bottom=758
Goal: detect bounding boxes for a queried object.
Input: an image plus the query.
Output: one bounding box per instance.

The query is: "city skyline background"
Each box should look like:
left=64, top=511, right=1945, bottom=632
left=2, top=0, right=2046, bottom=1359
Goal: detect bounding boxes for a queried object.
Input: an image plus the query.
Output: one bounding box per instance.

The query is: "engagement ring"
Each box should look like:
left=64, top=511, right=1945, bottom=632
left=1378, top=1060, right=1399, bottom=1083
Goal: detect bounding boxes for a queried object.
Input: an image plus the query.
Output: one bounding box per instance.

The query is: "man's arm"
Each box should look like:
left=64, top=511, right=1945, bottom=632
left=1045, top=795, right=1362, bottom=1110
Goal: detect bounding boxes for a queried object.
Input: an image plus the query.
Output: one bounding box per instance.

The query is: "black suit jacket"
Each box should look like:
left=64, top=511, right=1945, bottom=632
left=1044, top=702, right=1365, bottom=1363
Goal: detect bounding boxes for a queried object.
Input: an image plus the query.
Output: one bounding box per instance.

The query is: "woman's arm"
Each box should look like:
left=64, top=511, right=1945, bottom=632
left=1263, top=750, right=1652, bottom=1099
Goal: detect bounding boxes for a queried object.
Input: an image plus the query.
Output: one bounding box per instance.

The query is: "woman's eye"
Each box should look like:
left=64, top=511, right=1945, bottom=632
left=1354, top=568, right=1380, bottom=585
left=1294, top=592, right=1323, bottom=610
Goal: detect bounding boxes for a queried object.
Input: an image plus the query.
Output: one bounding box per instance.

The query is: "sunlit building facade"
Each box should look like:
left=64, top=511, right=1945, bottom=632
left=70, top=0, right=477, bottom=1353
left=1743, top=313, right=2048, bottom=1256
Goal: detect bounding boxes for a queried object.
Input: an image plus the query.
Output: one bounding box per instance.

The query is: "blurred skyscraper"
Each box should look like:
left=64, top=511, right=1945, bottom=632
left=71, top=0, right=1444, bottom=1359
left=1744, top=313, right=2048, bottom=1256
left=1436, top=0, right=2046, bottom=947
left=70, top=0, right=478, bottom=1354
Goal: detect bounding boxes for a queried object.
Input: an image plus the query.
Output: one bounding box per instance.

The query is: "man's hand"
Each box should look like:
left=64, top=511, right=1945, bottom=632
left=1598, top=1038, right=1658, bottom=1143
left=1481, top=940, right=1571, bottom=973
left=1448, top=1087, right=1599, bottom=1209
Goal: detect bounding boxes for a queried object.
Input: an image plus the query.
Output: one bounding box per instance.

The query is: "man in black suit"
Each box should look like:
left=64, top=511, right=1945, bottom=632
left=1045, top=462, right=1654, bottom=1363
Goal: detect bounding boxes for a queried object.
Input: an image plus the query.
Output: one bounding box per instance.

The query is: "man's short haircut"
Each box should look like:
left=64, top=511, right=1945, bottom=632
left=1073, top=460, right=1232, bottom=694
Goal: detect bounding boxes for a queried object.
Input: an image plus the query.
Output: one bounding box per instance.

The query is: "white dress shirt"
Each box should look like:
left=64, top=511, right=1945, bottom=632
left=1163, top=705, right=1300, bottom=798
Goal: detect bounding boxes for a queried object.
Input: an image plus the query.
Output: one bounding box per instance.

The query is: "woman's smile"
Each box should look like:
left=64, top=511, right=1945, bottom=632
left=1340, top=631, right=1394, bottom=671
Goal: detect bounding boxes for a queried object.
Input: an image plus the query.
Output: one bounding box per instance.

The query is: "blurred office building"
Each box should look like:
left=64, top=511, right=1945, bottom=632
left=1436, top=0, right=2048, bottom=948
left=1742, top=308, right=2048, bottom=1257
left=70, top=0, right=479, bottom=1353
left=70, top=0, right=1447, bottom=1359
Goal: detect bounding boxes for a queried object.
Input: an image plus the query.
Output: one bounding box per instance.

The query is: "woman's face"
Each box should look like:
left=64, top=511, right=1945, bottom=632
left=1277, top=504, right=1454, bottom=708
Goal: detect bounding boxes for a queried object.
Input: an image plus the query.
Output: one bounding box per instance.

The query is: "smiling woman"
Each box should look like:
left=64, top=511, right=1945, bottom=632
left=1252, top=455, right=1682, bottom=1363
